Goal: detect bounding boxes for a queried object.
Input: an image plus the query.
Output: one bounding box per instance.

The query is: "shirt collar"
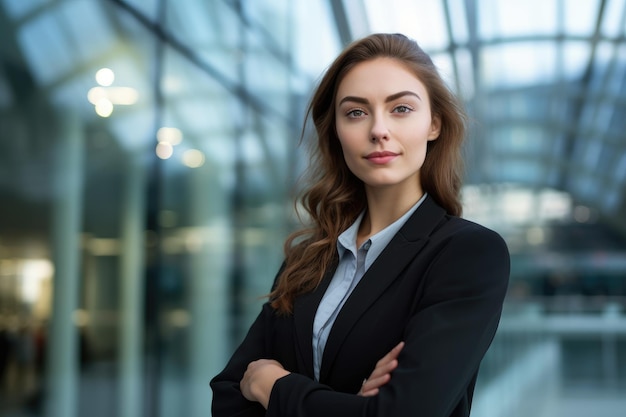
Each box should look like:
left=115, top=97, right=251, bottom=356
left=337, top=211, right=365, bottom=258
left=336, top=193, right=428, bottom=268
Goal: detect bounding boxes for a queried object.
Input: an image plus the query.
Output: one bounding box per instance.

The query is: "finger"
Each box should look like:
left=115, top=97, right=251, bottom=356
left=359, top=387, right=379, bottom=397
left=368, top=358, right=399, bottom=381
left=358, top=377, right=381, bottom=397
left=390, top=341, right=405, bottom=356
left=358, top=342, right=405, bottom=396
left=361, top=354, right=401, bottom=388
left=388, top=341, right=405, bottom=359
left=362, top=373, right=390, bottom=391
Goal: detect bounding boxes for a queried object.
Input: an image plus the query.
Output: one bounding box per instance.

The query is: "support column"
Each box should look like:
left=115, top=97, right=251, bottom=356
left=187, top=163, right=230, bottom=417
left=46, top=111, right=83, bottom=417
left=118, top=154, right=147, bottom=417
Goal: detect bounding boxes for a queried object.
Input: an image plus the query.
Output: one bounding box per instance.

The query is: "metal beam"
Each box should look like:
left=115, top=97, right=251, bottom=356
left=555, top=0, right=608, bottom=191
left=328, top=0, right=353, bottom=46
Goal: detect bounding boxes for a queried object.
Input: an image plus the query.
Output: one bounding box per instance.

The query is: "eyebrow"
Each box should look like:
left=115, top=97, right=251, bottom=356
left=338, top=90, right=421, bottom=106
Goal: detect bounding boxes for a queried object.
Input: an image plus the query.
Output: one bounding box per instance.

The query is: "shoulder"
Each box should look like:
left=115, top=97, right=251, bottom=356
left=399, top=197, right=510, bottom=269
left=424, top=216, right=510, bottom=286
left=433, top=215, right=508, bottom=254
left=426, top=215, right=510, bottom=276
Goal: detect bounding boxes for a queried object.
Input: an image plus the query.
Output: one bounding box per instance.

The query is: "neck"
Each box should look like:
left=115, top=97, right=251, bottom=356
left=357, top=184, right=424, bottom=245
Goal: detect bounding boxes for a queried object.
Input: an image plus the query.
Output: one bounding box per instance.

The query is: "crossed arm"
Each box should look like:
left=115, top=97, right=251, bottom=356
left=240, top=341, right=405, bottom=409
left=212, top=224, right=510, bottom=417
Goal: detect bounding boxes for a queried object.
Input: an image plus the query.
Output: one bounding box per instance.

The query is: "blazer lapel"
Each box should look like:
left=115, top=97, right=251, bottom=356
left=293, top=268, right=334, bottom=379
left=319, top=196, right=446, bottom=381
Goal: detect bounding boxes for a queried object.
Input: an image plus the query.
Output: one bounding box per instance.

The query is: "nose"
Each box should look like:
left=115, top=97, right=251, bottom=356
left=370, top=114, right=389, bottom=142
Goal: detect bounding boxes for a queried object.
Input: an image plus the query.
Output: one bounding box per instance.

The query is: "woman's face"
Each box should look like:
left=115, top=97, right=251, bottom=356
left=335, top=58, right=440, bottom=196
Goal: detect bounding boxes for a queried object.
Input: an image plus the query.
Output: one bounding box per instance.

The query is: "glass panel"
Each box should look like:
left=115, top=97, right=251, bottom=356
left=601, top=0, right=626, bottom=38
left=1, top=0, right=51, bottom=19
left=366, top=0, right=449, bottom=50
left=120, top=0, right=160, bottom=21
left=478, top=0, right=557, bottom=39
left=564, top=0, right=600, bottom=36
left=57, top=0, right=115, bottom=62
left=244, top=43, right=292, bottom=116
left=292, top=0, right=341, bottom=78
left=608, top=95, right=626, bottom=137
left=167, top=0, right=240, bottom=85
left=571, top=174, right=594, bottom=202
left=616, top=154, right=626, bottom=182
left=481, top=42, right=557, bottom=88
left=583, top=137, right=603, bottom=169
left=562, top=41, right=592, bottom=80
left=447, top=0, right=469, bottom=44
left=603, top=186, right=621, bottom=212
left=595, top=100, right=616, bottom=130
left=431, top=52, right=455, bottom=91
left=244, top=0, right=290, bottom=51
left=454, top=48, right=475, bottom=99
left=489, top=126, right=550, bottom=154
left=17, top=9, right=76, bottom=85
left=491, top=159, right=546, bottom=183
left=487, top=91, right=551, bottom=120
left=607, top=50, right=626, bottom=92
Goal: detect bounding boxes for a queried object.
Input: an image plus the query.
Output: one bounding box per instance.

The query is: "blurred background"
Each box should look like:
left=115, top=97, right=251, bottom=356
left=0, top=0, right=625, bottom=416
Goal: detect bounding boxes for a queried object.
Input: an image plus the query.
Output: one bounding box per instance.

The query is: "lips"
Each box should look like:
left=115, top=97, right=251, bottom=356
left=365, top=151, right=399, bottom=164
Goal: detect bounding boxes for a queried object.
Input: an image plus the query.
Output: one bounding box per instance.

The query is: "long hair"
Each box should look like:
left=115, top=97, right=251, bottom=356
left=270, top=33, right=466, bottom=314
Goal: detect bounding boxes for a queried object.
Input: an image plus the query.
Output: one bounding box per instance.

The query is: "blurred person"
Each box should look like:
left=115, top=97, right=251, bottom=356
left=0, top=327, right=11, bottom=392
left=211, top=33, right=510, bottom=417
left=12, top=324, right=35, bottom=402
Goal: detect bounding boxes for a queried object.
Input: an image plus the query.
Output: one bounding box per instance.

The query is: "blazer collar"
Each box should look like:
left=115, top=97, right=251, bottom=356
left=293, top=268, right=333, bottom=379
left=293, top=195, right=447, bottom=381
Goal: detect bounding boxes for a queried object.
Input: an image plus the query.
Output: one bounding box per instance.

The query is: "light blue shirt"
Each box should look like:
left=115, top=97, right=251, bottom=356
left=312, top=193, right=428, bottom=381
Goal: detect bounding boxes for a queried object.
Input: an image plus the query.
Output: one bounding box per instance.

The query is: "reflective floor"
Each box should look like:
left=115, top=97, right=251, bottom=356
left=550, top=390, right=626, bottom=417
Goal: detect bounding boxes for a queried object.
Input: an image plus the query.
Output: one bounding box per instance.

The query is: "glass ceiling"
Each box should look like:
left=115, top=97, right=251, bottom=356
left=352, top=0, right=625, bottom=236
left=0, top=0, right=625, bottom=234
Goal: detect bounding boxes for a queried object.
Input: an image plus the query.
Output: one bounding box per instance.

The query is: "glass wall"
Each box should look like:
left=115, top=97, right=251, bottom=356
left=1, top=1, right=625, bottom=417
left=0, top=1, right=338, bottom=416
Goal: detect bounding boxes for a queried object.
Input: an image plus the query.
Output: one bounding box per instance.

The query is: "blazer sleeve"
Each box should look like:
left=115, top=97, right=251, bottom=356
left=265, top=224, right=510, bottom=417
left=211, top=262, right=288, bottom=417
left=210, top=301, right=273, bottom=417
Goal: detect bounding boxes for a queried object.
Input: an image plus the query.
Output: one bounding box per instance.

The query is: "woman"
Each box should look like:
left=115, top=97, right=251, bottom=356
left=211, top=33, right=509, bottom=417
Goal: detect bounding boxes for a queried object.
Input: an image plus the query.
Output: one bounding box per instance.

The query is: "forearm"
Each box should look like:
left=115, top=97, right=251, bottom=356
left=210, top=302, right=276, bottom=417
left=267, top=373, right=369, bottom=417
left=240, top=360, right=291, bottom=409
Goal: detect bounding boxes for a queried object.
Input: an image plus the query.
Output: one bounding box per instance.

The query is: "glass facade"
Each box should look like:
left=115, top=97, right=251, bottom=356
left=0, top=1, right=625, bottom=417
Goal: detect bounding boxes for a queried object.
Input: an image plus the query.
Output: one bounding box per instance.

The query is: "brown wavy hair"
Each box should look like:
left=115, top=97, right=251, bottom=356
left=270, top=33, right=466, bottom=314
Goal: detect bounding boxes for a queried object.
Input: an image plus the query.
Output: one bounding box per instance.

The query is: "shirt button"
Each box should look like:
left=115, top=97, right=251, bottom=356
left=363, top=241, right=371, bottom=250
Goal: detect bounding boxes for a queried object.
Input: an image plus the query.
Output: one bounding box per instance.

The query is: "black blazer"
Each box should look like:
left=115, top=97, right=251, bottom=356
left=211, top=195, right=510, bottom=417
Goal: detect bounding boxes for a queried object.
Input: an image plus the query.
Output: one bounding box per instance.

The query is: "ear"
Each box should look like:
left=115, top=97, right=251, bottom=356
left=427, top=114, right=441, bottom=141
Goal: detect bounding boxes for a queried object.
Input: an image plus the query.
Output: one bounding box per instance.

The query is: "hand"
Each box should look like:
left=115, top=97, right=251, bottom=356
left=358, top=341, right=405, bottom=397
left=240, top=359, right=290, bottom=409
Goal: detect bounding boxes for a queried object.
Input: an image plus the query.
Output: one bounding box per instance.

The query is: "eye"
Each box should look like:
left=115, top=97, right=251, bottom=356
left=346, top=109, right=366, bottom=118
left=393, top=105, right=413, bottom=114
